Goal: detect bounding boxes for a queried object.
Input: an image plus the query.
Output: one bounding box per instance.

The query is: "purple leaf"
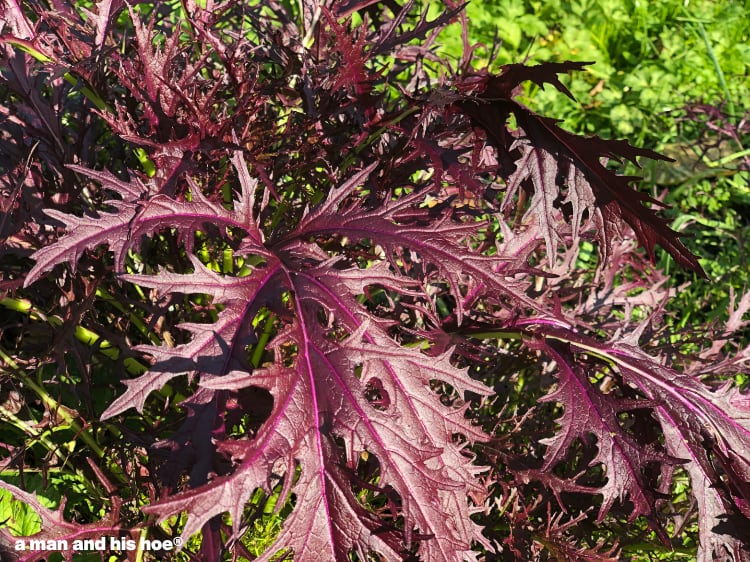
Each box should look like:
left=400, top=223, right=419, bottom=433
left=454, top=63, right=704, bottom=275
left=80, top=0, right=125, bottom=49
left=535, top=339, right=678, bottom=526
left=140, top=253, right=493, bottom=560
left=24, top=158, right=264, bottom=286
left=533, top=324, right=750, bottom=554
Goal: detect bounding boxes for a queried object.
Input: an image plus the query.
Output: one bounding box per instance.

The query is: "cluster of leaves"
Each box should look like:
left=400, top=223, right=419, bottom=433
left=1, top=1, right=750, bottom=560
left=438, top=0, right=750, bottom=355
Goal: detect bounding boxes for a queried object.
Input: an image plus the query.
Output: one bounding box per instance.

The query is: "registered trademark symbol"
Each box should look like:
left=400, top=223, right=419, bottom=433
left=174, top=537, right=182, bottom=546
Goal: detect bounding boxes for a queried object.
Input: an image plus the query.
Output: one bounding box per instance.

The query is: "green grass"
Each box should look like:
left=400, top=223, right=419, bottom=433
left=441, top=0, right=749, bottom=141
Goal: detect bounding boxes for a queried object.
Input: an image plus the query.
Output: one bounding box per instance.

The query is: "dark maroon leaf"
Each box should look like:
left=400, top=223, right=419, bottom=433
left=453, top=63, right=704, bottom=275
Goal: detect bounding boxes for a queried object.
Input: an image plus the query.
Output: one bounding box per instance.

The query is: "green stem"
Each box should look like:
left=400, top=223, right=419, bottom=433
left=0, top=346, right=105, bottom=459
left=541, top=332, right=638, bottom=375
left=95, top=288, right=160, bottom=345
left=251, top=312, right=277, bottom=368
left=466, top=329, right=523, bottom=341
left=3, top=40, right=111, bottom=112
left=0, top=403, right=67, bottom=461
left=469, top=328, right=620, bottom=367
left=135, top=527, right=148, bottom=562
left=0, top=346, right=129, bottom=485
left=706, top=148, right=750, bottom=168
left=695, top=21, right=736, bottom=118
left=1, top=297, right=148, bottom=375
left=0, top=468, right=68, bottom=476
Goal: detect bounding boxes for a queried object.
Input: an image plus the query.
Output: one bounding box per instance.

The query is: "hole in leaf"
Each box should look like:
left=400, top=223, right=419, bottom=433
left=364, top=378, right=389, bottom=411
left=225, top=386, right=274, bottom=439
